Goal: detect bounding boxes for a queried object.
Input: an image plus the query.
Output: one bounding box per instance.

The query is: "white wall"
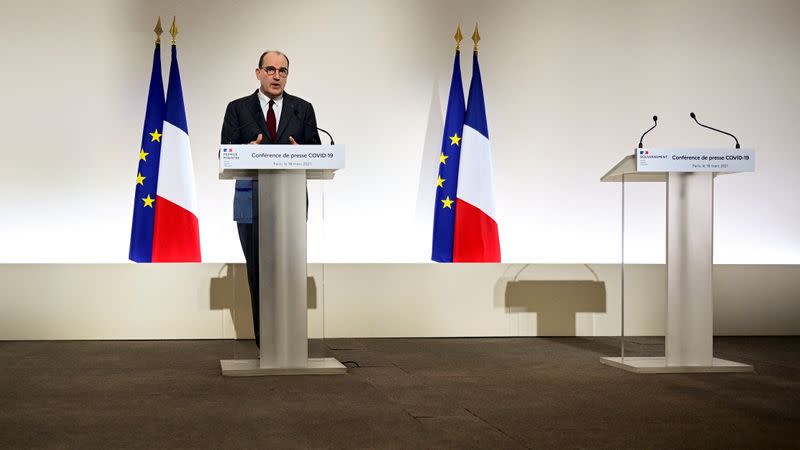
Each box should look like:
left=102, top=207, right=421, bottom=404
left=1, top=264, right=798, bottom=340
left=0, top=0, right=798, bottom=265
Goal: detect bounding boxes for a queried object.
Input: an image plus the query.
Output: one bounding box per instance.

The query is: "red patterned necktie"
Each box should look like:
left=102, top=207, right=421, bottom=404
left=266, top=99, right=277, bottom=141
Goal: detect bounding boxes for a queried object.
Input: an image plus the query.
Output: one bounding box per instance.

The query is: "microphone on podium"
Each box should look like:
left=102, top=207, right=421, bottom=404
left=690, top=112, right=740, bottom=148
left=291, top=106, right=335, bottom=145
left=638, top=115, right=658, bottom=148
left=219, top=119, right=264, bottom=159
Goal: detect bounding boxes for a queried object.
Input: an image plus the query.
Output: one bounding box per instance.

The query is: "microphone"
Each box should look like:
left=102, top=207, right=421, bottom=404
left=221, top=118, right=264, bottom=145
left=638, top=115, right=658, bottom=149
left=292, top=106, right=335, bottom=145
left=690, top=112, right=740, bottom=148
left=219, top=119, right=263, bottom=159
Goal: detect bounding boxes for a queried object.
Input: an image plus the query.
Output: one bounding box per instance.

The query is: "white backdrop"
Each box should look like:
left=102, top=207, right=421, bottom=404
left=0, top=0, right=798, bottom=264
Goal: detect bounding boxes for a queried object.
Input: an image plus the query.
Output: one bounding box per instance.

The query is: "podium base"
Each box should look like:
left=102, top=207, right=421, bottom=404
left=220, top=357, right=347, bottom=377
left=600, top=356, right=753, bottom=374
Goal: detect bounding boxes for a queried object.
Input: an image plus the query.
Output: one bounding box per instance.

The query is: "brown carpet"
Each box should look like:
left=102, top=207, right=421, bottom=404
left=0, top=337, right=797, bottom=449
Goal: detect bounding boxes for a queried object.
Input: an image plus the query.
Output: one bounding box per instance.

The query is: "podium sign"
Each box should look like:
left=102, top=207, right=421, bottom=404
left=637, top=148, right=755, bottom=173
left=220, top=144, right=345, bottom=170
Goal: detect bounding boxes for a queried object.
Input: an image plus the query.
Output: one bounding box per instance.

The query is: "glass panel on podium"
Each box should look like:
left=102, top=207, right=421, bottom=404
left=221, top=179, right=330, bottom=362
left=306, top=179, right=328, bottom=355
left=619, top=173, right=666, bottom=361
left=212, top=180, right=327, bottom=359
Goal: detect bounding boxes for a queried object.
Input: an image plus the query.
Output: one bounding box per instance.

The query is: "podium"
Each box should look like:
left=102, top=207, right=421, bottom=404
left=599, top=148, right=755, bottom=373
left=218, top=144, right=347, bottom=376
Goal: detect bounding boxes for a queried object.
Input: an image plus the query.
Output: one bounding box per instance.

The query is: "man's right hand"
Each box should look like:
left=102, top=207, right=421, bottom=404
left=250, top=134, right=263, bottom=144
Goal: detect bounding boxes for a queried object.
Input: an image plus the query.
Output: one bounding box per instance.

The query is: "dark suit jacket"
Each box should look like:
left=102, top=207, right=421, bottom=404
left=221, top=90, right=321, bottom=222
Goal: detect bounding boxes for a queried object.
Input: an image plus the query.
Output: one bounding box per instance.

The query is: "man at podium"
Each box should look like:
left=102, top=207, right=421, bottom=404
left=220, top=50, right=321, bottom=347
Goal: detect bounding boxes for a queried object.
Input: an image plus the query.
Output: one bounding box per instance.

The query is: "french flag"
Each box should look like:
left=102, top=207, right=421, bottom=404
left=453, top=50, right=500, bottom=262
left=151, top=43, right=201, bottom=262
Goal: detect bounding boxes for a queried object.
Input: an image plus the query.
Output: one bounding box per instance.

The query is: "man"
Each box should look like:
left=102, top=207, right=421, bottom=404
left=221, top=50, right=321, bottom=348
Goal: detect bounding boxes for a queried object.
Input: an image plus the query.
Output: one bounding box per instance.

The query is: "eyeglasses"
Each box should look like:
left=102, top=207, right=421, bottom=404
left=260, top=66, right=289, bottom=78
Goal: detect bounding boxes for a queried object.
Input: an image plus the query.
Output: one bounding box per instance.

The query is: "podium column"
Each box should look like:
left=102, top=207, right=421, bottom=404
left=666, top=172, right=713, bottom=366
left=258, top=170, right=308, bottom=367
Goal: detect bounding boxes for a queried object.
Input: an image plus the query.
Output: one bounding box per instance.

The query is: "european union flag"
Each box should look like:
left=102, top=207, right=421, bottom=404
left=129, top=41, right=165, bottom=262
left=431, top=48, right=465, bottom=262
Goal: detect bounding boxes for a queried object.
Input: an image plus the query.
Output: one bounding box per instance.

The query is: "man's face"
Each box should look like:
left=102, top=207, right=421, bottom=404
left=256, top=52, right=289, bottom=98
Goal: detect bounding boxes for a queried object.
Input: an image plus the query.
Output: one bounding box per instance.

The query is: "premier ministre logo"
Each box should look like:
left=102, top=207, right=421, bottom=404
left=222, top=147, right=239, bottom=159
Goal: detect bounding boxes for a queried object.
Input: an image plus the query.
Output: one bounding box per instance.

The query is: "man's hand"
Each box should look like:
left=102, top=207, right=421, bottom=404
left=289, top=136, right=298, bottom=145
left=250, top=134, right=263, bottom=144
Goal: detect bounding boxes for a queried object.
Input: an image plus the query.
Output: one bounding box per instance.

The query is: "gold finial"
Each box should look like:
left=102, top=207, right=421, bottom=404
left=169, top=16, right=178, bottom=45
left=154, top=17, right=163, bottom=44
left=454, top=23, right=463, bottom=51
left=471, top=23, right=480, bottom=52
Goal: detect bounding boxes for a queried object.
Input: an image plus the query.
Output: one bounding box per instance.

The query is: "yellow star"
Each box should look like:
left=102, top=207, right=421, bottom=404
left=136, top=172, right=146, bottom=186
left=441, top=196, right=454, bottom=209
left=439, top=152, right=449, bottom=165
left=149, top=129, right=162, bottom=142
left=436, top=176, right=445, bottom=188
left=142, top=195, right=155, bottom=208
left=139, top=148, right=149, bottom=161
left=449, top=132, right=461, bottom=146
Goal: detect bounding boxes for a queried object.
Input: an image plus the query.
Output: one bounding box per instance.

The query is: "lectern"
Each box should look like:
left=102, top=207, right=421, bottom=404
left=600, top=148, right=755, bottom=373
left=218, top=144, right=346, bottom=376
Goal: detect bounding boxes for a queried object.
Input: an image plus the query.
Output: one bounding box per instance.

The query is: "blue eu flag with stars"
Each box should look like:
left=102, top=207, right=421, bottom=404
left=431, top=49, right=465, bottom=262
left=129, top=42, right=166, bottom=262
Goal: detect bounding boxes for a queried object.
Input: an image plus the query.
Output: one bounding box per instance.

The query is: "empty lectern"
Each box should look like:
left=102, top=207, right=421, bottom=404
left=600, top=148, right=755, bottom=373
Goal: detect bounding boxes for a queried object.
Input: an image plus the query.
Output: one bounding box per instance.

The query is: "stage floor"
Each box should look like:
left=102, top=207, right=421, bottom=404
left=1, top=337, right=797, bottom=449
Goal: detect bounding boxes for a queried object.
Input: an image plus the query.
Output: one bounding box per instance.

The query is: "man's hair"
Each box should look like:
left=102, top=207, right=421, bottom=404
left=258, top=50, right=290, bottom=68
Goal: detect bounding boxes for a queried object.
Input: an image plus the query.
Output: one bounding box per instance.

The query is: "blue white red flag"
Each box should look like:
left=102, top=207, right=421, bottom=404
left=453, top=50, right=500, bottom=262
left=151, top=43, right=201, bottom=262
